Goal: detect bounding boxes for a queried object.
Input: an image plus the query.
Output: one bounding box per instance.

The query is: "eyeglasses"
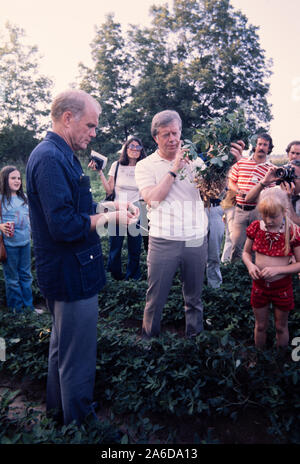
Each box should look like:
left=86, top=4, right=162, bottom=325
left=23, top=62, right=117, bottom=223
left=128, top=144, right=143, bottom=151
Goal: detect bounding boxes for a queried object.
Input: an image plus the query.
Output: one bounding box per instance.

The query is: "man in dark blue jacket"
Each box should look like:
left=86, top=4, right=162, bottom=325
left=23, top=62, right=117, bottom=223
left=26, top=89, right=138, bottom=426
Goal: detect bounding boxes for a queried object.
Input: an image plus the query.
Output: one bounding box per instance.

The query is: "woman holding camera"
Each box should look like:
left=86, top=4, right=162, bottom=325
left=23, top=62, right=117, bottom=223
left=90, top=136, right=147, bottom=280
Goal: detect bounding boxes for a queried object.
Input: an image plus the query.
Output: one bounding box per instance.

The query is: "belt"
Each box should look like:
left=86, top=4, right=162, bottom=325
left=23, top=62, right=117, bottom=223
left=236, top=203, right=256, bottom=211
left=209, top=199, right=221, bottom=207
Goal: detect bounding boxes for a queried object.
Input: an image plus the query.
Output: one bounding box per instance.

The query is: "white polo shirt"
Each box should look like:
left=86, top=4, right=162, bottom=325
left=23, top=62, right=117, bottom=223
left=135, top=151, right=208, bottom=241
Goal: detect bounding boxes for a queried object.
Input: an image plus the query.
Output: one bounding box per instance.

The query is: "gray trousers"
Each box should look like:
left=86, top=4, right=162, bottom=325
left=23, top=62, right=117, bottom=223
left=142, top=236, right=208, bottom=339
left=205, top=205, right=224, bottom=288
left=46, top=295, right=99, bottom=425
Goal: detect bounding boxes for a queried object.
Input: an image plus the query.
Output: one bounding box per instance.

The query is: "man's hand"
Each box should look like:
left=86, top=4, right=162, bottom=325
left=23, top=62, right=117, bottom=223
left=108, top=209, right=139, bottom=226
left=280, top=180, right=296, bottom=197
left=113, top=201, right=139, bottom=218
left=261, top=166, right=280, bottom=186
left=230, top=140, right=245, bottom=162
left=105, top=201, right=140, bottom=224
left=92, top=201, right=140, bottom=231
left=172, top=142, right=190, bottom=173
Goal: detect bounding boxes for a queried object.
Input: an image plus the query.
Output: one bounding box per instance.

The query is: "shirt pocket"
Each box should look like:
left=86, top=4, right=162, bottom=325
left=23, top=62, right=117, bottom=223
left=75, top=245, right=103, bottom=293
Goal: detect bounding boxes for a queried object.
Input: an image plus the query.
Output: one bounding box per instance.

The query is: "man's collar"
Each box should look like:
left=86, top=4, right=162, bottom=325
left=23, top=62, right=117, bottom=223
left=154, top=149, right=174, bottom=162
left=45, top=131, right=74, bottom=164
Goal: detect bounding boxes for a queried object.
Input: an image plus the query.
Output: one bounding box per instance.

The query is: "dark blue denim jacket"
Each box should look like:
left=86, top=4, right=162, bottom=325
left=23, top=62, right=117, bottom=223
left=26, top=131, right=106, bottom=302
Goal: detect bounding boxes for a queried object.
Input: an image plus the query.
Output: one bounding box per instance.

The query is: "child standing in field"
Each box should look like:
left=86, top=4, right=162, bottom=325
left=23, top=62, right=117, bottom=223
left=242, top=187, right=300, bottom=349
left=0, top=165, right=39, bottom=313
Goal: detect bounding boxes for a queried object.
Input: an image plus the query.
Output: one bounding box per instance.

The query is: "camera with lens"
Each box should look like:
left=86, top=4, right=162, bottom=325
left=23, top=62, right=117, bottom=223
left=275, top=164, right=296, bottom=185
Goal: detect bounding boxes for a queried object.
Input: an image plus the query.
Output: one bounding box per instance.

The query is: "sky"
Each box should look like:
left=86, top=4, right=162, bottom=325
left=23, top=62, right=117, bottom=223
left=1, top=0, right=300, bottom=154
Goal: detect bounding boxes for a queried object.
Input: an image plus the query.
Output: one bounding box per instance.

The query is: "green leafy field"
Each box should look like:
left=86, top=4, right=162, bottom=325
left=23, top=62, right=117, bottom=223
left=0, top=168, right=299, bottom=444
left=0, top=242, right=300, bottom=444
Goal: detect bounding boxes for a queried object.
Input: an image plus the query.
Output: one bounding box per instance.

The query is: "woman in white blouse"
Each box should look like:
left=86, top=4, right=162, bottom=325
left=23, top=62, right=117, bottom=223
left=98, top=136, right=147, bottom=280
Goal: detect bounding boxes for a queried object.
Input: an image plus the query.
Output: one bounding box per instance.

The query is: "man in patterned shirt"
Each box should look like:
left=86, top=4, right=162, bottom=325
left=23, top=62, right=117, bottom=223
left=228, top=133, right=275, bottom=261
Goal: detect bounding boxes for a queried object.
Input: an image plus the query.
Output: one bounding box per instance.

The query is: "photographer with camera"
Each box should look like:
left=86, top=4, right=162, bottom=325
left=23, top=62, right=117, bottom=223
left=286, top=140, right=300, bottom=162
left=245, top=160, right=300, bottom=226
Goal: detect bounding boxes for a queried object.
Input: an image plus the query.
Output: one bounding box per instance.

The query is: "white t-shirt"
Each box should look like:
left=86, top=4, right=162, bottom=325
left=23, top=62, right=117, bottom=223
left=135, top=150, right=208, bottom=242
left=108, top=161, right=140, bottom=204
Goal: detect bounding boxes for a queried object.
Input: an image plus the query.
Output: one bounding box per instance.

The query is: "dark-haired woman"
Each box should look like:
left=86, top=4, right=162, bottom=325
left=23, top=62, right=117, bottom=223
left=93, top=136, right=146, bottom=280
left=0, top=166, right=36, bottom=312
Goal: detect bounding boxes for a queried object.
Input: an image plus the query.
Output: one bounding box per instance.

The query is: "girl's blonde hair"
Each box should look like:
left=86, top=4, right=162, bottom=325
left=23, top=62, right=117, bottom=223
left=258, top=187, right=296, bottom=255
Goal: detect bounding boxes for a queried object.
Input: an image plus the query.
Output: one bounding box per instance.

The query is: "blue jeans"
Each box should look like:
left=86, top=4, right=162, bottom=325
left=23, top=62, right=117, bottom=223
left=2, top=243, right=34, bottom=312
left=107, top=223, right=142, bottom=280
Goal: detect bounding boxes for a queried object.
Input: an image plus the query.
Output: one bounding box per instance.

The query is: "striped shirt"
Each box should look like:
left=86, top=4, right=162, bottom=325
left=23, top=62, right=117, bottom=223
left=229, top=156, right=275, bottom=206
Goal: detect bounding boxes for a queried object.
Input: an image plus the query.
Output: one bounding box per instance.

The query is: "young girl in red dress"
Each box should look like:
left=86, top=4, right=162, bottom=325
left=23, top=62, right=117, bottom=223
left=242, top=187, right=300, bottom=349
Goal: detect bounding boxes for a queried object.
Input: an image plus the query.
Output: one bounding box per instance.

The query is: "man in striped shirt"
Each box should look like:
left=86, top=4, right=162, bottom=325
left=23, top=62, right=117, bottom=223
left=228, top=133, right=275, bottom=261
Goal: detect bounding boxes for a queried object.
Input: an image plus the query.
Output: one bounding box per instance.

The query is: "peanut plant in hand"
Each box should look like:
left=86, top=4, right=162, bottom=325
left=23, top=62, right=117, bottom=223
left=183, top=110, right=251, bottom=204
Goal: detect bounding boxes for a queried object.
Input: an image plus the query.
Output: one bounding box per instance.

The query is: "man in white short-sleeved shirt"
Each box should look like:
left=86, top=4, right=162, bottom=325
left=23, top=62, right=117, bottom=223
left=135, top=110, right=208, bottom=339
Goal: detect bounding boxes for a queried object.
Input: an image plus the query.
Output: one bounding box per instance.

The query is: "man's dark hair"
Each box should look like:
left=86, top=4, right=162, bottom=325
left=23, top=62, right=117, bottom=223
left=251, top=132, right=274, bottom=154
left=286, top=140, right=300, bottom=154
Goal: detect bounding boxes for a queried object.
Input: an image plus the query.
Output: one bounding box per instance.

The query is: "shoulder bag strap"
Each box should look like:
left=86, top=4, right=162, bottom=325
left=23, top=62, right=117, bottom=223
left=114, top=161, right=119, bottom=184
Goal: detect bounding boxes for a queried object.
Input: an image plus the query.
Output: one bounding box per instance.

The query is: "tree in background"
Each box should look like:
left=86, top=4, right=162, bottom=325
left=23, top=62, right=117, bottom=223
left=78, top=14, right=134, bottom=155
left=79, top=0, right=272, bottom=154
left=0, top=125, right=39, bottom=166
left=0, top=22, right=53, bottom=135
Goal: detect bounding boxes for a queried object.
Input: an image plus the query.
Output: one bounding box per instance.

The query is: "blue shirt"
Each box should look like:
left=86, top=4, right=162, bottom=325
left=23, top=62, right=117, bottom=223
left=26, top=131, right=106, bottom=302
left=1, top=195, right=31, bottom=247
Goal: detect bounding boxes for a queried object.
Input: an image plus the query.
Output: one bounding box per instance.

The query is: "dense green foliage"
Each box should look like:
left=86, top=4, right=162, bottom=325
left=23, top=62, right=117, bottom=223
left=0, top=257, right=300, bottom=444
left=80, top=0, right=272, bottom=155
left=0, top=125, right=40, bottom=165
left=183, top=110, right=252, bottom=201
left=0, top=23, right=53, bottom=134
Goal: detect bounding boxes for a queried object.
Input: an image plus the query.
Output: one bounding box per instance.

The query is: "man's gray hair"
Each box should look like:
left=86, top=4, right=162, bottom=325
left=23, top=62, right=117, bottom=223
left=151, top=110, right=182, bottom=138
left=51, top=89, right=101, bottom=121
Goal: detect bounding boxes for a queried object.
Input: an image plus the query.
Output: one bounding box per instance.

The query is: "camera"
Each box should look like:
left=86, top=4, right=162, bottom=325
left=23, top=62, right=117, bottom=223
left=275, top=164, right=296, bottom=184
left=90, top=151, right=107, bottom=171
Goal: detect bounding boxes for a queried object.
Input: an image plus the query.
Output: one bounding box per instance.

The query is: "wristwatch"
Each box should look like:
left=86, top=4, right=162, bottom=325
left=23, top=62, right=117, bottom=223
left=168, top=171, right=177, bottom=178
